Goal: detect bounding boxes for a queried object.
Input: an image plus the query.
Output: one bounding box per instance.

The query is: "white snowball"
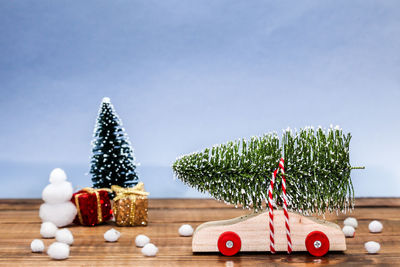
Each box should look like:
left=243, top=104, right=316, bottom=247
left=42, top=182, right=73, bottom=204
left=365, top=241, right=380, bottom=254
left=39, top=202, right=77, bottom=227
left=104, top=228, right=120, bottom=242
left=135, top=234, right=150, bottom=247
left=141, top=243, right=158, bottom=256
left=49, top=168, right=67, bottom=184
left=369, top=220, right=383, bottom=233
left=31, top=239, right=45, bottom=253
left=56, top=229, right=74, bottom=245
left=179, top=224, right=194, bottom=236
left=47, top=242, right=70, bottom=260
left=342, top=225, right=355, bottom=237
left=344, top=217, right=358, bottom=228
left=40, top=222, right=58, bottom=238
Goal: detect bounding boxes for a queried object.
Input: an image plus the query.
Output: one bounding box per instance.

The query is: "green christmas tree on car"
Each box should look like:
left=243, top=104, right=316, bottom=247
left=173, top=126, right=363, bottom=256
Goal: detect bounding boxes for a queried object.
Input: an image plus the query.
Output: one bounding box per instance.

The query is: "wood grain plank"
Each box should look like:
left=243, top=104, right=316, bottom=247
left=0, top=198, right=399, bottom=266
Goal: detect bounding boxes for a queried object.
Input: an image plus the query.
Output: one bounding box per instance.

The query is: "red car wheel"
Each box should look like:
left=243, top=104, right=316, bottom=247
left=217, top=231, right=241, bottom=256
left=305, top=231, right=330, bottom=257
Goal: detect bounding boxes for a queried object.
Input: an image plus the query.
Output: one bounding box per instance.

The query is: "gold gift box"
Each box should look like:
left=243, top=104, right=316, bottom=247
left=111, top=182, right=149, bottom=226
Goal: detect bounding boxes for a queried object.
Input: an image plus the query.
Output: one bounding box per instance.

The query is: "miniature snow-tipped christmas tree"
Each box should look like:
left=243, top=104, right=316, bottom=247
left=173, top=126, right=362, bottom=215
left=39, top=168, right=77, bottom=227
left=90, top=97, right=138, bottom=189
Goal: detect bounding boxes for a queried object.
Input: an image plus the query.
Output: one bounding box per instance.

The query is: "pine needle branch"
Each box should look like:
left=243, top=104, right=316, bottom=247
left=172, top=126, right=361, bottom=215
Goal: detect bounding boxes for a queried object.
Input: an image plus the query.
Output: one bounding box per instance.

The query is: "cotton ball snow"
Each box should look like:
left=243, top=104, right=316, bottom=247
left=40, top=222, right=58, bottom=238
left=365, top=241, right=380, bottom=254
left=42, top=182, right=73, bottom=204
left=369, top=220, right=383, bottom=233
left=31, top=239, right=45, bottom=253
left=342, top=225, right=355, bottom=237
left=40, top=168, right=77, bottom=227
left=141, top=243, right=158, bottom=256
left=49, top=168, right=67, bottom=184
left=179, top=224, right=194, bottom=236
left=135, top=234, right=150, bottom=247
left=39, top=202, right=77, bottom=227
left=104, top=228, right=120, bottom=242
left=47, top=242, right=70, bottom=260
left=56, top=229, right=74, bottom=245
left=344, top=217, right=358, bottom=228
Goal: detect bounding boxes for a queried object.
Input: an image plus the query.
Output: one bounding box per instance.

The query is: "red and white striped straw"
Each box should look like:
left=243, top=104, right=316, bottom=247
left=267, top=168, right=277, bottom=253
left=267, top=158, right=292, bottom=254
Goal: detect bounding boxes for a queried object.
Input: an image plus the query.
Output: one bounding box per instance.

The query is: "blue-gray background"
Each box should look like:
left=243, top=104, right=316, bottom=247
left=1, top=1, right=399, bottom=198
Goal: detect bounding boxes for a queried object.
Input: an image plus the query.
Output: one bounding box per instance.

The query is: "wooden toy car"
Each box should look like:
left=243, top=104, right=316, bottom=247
left=192, top=210, right=346, bottom=256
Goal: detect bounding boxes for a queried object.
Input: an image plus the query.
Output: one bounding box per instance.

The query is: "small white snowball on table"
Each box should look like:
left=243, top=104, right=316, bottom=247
left=135, top=234, right=150, bottom=247
left=31, top=239, right=45, bottom=253
left=40, top=221, right=58, bottom=238
left=56, top=229, right=74, bottom=245
left=365, top=241, right=380, bottom=254
left=344, top=217, right=358, bottom=228
left=104, top=228, right=121, bottom=242
left=141, top=243, right=158, bottom=257
left=342, top=225, right=355, bottom=237
left=369, top=220, right=383, bottom=233
left=49, top=168, right=67, bottom=184
left=179, top=224, right=194, bottom=237
left=47, top=242, right=70, bottom=260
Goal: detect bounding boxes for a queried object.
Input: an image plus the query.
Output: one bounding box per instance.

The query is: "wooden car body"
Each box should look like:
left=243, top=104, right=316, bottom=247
left=192, top=210, right=346, bottom=255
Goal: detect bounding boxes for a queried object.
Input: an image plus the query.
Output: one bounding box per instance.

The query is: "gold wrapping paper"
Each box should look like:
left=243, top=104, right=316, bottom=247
left=111, top=183, right=149, bottom=226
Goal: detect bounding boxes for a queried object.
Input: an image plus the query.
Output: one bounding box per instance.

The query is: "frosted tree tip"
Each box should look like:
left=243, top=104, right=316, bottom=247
left=334, top=125, right=341, bottom=130
left=102, top=97, right=111, bottom=103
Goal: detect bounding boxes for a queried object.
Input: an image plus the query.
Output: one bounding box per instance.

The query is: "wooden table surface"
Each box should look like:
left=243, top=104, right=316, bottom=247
left=0, top=198, right=399, bottom=266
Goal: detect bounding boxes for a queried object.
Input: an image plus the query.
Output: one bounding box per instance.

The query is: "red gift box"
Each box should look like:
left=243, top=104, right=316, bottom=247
left=71, top=188, right=113, bottom=226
